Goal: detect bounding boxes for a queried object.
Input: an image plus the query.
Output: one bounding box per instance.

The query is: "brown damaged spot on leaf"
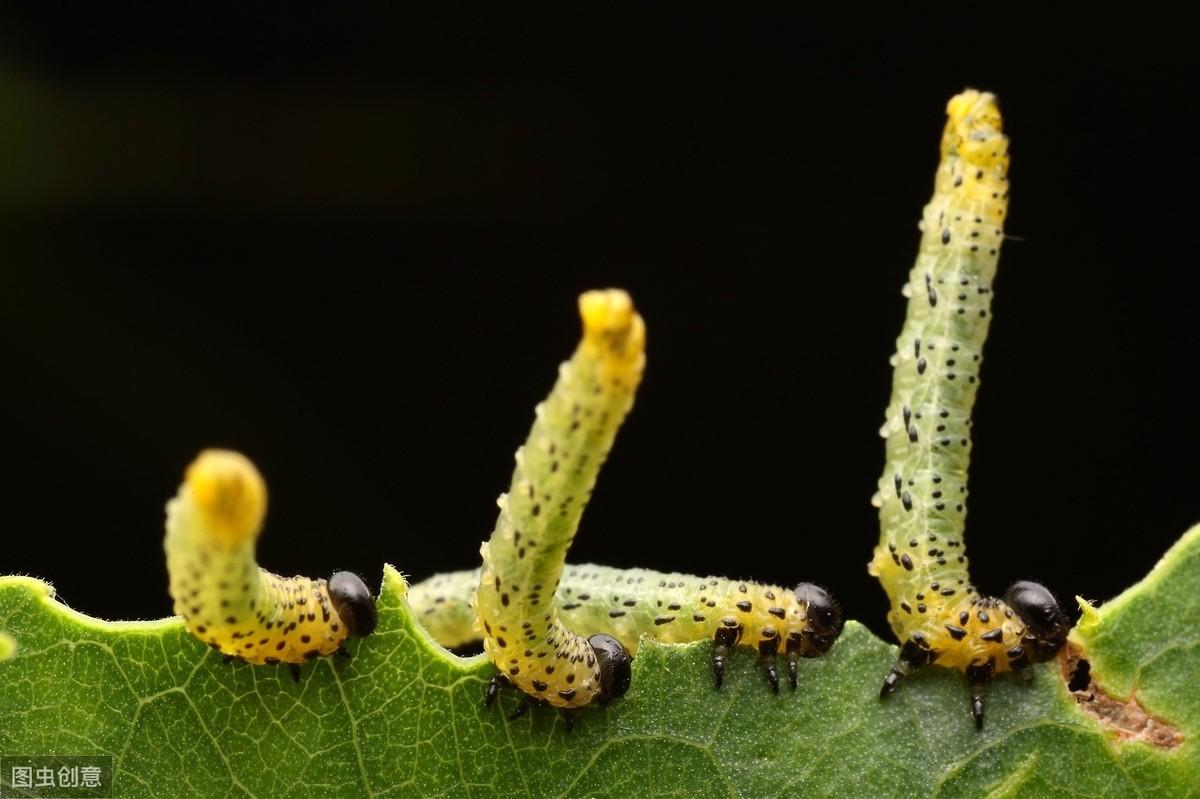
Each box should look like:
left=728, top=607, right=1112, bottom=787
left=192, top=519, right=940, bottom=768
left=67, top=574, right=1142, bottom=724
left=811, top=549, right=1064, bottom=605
left=1061, top=642, right=1183, bottom=749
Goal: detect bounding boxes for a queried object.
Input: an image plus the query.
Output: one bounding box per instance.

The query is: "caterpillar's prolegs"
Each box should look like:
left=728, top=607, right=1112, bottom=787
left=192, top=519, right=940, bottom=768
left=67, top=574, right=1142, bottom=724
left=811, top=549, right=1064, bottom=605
left=878, top=638, right=933, bottom=698
left=965, top=659, right=994, bottom=730
left=711, top=625, right=737, bottom=691
left=486, top=675, right=537, bottom=722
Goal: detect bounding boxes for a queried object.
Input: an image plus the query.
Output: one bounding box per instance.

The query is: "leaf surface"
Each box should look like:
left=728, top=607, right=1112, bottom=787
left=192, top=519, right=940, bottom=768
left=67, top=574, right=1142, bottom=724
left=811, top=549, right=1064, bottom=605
left=2, top=526, right=1197, bottom=798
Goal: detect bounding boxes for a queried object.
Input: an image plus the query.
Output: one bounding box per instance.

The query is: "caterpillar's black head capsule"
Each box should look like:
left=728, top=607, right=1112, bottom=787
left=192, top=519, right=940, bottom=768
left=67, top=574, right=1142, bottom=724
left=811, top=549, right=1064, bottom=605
left=1005, top=580, right=1068, bottom=662
left=588, top=633, right=632, bottom=704
left=794, top=583, right=845, bottom=656
left=329, top=571, right=378, bottom=637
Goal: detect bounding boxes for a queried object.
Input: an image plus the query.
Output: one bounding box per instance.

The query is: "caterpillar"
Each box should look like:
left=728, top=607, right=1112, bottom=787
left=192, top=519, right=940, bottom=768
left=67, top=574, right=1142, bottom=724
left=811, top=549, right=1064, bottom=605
left=868, top=90, right=1068, bottom=729
left=164, top=449, right=377, bottom=681
left=409, top=565, right=841, bottom=692
left=472, top=289, right=647, bottom=725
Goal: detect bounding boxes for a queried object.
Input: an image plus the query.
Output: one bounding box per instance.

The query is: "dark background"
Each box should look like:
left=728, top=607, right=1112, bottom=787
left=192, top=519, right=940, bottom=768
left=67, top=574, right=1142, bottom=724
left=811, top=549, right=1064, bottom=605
left=1, top=13, right=1196, bottom=643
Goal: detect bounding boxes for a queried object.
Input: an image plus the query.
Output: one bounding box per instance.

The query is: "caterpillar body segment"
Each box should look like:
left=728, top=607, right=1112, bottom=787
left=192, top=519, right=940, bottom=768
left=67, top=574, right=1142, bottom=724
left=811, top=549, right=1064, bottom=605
left=164, top=450, right=376, bottom=679
left=407, top=569, right=483, bottom=650
left=868, top=90, right=1067, bottom=728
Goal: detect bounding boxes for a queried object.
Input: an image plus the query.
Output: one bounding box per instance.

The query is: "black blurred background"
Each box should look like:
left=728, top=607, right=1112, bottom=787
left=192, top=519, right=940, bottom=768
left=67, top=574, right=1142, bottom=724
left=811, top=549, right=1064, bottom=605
left=1, top=12, right=1196, bottom=642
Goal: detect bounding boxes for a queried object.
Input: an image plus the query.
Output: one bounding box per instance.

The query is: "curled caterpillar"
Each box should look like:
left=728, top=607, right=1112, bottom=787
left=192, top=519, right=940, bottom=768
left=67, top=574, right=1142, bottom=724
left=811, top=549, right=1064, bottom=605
left=410, top=565, right=841, bottom=692
left=473, top=289, right=647, bottom=723
left=164, top=449, right=377, bottom=681
left=868, top=90, right=1068, bottom=728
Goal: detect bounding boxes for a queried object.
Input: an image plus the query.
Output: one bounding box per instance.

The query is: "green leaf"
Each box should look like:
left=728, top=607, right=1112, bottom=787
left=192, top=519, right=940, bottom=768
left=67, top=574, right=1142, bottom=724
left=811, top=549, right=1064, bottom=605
left=2, top=527, right=1197, bottom=798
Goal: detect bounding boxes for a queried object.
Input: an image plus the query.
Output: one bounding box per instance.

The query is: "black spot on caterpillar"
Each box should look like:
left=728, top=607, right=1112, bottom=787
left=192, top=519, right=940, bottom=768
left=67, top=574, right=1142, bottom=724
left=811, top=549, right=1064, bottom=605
left=868, top=90, right=1068, bottom=729
left=164, top=450, right=377, bottom=681
left=409, top=565, right=842, bottom=694
left=474, top=290, right=646, bottom=722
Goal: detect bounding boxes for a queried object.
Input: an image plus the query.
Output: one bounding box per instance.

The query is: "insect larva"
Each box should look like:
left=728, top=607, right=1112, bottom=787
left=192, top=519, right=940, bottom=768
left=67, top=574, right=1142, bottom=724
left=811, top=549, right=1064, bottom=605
left=409, top=565, right=841, bottom=693
left=868, top=90, right=1068, bottom=728
left=473, top=289, right=647, bottom=724
left=164, top=449, right=377, bottom=681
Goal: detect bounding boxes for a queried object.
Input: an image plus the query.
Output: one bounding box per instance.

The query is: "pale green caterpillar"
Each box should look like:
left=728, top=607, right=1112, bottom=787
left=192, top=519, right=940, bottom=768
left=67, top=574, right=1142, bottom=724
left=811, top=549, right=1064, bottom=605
left=165, top=450, right=377, bottom=681
left=410, top=565, right=842, bottom=692
left=473, top=289, right=646, bottom=720
left=868, top=90, right=1068, bottom=728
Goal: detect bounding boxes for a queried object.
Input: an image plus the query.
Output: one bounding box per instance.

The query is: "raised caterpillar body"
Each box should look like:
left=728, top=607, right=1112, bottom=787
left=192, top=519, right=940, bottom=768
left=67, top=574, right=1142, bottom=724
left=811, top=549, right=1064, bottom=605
left=410, top=565, right=841, bottom=691
left=868, top=90, right=1067, bottom=727
left=164, top=450, right=377, bottom=678
left=474, top=290, right=646, bottom=714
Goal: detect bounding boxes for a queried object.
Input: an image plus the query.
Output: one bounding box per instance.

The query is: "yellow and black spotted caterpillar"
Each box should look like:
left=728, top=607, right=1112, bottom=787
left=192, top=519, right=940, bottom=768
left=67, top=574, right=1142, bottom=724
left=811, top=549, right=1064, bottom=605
left=164, top=450, right=377, bottom=681
left=471, top=289, right=646, bottom=724
left=410, top=566, right=841, bottom=693
left=869, top=90, right=1068, bottom=728
left=433, top=289, right=841, bottom=727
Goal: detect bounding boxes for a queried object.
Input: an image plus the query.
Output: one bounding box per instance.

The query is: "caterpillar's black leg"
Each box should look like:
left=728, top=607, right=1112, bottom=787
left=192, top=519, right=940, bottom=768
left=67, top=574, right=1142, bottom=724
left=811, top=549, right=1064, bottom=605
left=561, top=709, right=577, bottom=733
left=761, top=661, right=780, bottom=694
left=712, top=625, right=739, bottom=689
left=1008, top=642, right=1034, bottom=682
left=966, top=658, right=995, bottom=730
left=484, top=673, right=510, bottom=707
left=786, top=632, right=803, bottom=690
left=880, top=665, right=906, bottom=697
left=222, top=654, right=237, bottom=664
left=880, top=637, right=934, bottom=698
left=508, top=695, right=533, bottom=721
left=336, top=644, right=352, bottom=659
left=287, top=663, right=301, bottom=684
left=758, top=637, right=780, bottom=694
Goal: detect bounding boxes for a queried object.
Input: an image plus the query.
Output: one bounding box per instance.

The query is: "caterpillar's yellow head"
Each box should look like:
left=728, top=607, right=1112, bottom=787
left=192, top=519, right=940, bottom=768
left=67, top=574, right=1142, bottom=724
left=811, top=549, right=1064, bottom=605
left=942, top=89, right=1008, bottom=173
left=184, top=449, right=267, bottom=544
left=579, top=289, right=646, bottom=366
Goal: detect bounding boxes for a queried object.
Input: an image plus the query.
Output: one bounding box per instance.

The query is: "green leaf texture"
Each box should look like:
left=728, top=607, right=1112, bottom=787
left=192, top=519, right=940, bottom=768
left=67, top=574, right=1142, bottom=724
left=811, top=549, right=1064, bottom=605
left=2, top=526, right=1197, bottom=798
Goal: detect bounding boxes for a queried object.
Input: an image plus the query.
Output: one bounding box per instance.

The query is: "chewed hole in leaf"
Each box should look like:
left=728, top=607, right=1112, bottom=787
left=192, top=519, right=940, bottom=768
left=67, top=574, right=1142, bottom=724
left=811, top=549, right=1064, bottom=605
left=1067, top=655, right=1091, bottom=692
left=0, top=631, right=15, bottom=660
left=1062, top=642, right=1184, bottom=749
